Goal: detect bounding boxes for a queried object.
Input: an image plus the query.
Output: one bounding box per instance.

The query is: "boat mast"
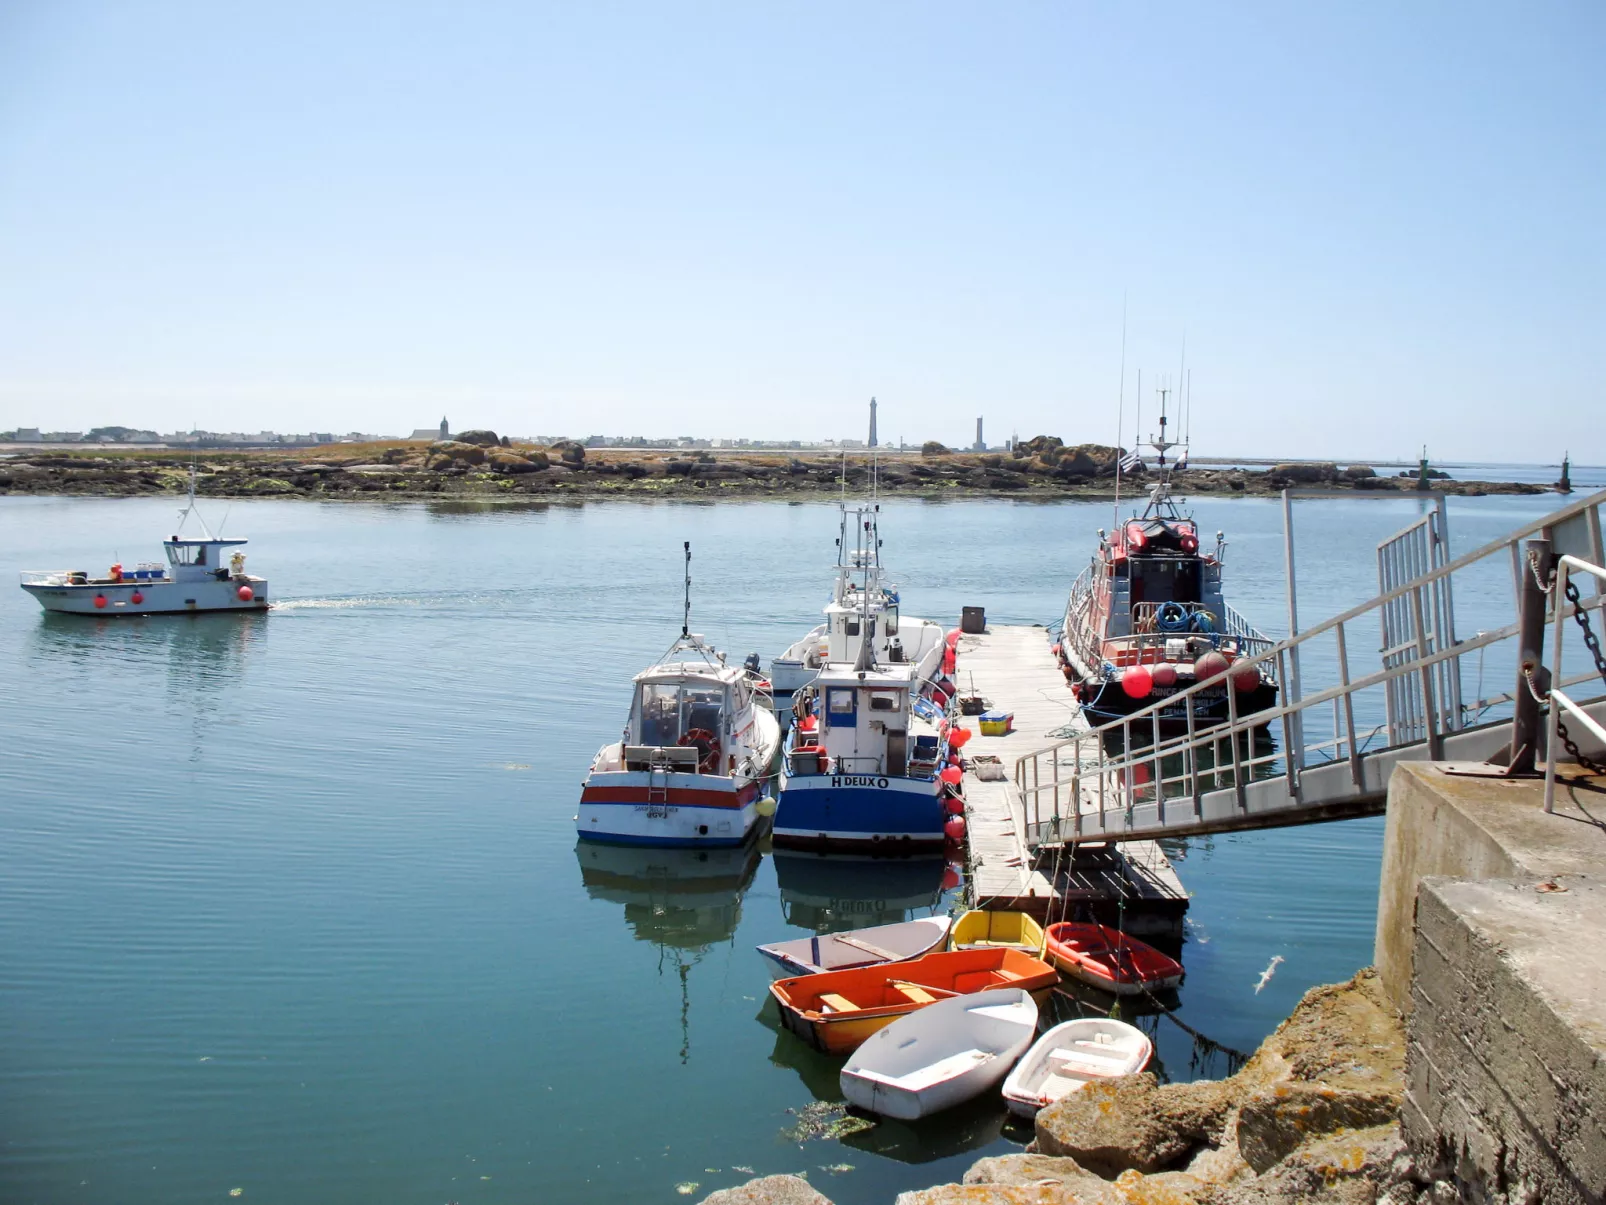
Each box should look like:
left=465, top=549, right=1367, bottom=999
left=176, top=460, right=217, bottom=540
left=681, top=541, right=692, bottom=639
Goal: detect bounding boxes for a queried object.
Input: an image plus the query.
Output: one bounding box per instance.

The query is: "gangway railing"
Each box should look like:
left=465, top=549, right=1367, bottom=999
left=1018, top=489, right=1606, bottom=846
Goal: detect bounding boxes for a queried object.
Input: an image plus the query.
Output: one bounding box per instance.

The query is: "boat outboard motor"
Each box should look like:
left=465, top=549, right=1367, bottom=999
left=744, top=651, right=762, bottom=674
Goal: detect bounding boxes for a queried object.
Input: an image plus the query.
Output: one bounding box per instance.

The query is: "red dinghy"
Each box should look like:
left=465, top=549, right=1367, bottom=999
left=1043, top=923, right=1183, bottom=996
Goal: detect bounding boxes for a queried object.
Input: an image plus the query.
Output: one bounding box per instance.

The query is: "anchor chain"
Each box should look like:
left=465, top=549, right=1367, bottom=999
left=1526, top=570, right=1606, bottom=775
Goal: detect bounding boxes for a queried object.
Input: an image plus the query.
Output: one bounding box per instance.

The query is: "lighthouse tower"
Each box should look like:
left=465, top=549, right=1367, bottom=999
left=868, top=397, right=878, bottom=448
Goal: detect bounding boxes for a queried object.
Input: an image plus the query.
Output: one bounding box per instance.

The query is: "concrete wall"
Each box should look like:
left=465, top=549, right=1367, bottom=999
left=1404, top=875, right=1606, bottom=1204
left=1374, top=763, right=1605, bottom=1015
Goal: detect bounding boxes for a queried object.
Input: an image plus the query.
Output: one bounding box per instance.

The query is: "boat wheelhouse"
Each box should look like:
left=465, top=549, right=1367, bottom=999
left=19, top=472, right=268, bottom=616
left=1057, top=388, right=1277, bottom=732
left=770, top=503, right=947, bottom=714
left=577, top=545, right=781, bottom=848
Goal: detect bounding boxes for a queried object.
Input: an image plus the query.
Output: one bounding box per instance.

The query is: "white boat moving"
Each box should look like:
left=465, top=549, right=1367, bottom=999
left=19, top=469, right=269, bottom=616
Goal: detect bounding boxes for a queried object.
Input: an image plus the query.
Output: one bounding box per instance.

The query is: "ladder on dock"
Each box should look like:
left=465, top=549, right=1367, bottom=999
left=1016, top=489, right=1606, bottom=847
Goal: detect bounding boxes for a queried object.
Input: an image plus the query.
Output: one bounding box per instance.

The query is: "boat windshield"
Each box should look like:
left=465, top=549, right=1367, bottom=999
left=1128, top=559, right=1201, bottom=606
left=636, top=682, right=726, bottom=746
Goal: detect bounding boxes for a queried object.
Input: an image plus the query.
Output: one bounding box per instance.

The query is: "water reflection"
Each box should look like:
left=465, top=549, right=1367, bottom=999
left=576, top=839, right=762, bottom=1064
left=772, top=853, right=952, bottom=931
left=576, top=838, right=761, bottom=948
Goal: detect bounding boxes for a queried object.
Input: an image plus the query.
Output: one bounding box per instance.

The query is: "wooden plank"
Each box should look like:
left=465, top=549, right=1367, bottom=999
left=953, top=624, right=1186, bottom=935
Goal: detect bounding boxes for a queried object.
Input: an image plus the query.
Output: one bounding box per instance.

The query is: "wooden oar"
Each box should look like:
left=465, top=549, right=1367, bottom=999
left=887, top=979, right=961, bottom=998
left=832, top=933, right=906, bottom=962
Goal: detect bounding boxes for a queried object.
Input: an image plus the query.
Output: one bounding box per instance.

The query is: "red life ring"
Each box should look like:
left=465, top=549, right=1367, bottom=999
left=677, top=728, right=722, bottom=774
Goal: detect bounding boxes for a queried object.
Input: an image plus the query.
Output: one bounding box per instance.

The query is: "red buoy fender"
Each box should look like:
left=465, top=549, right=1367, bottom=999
left=131, top=591, right=144, bottom=605
left=93, top=594, right=107, bottom=609
left=237, top=585, right=254, bottom=602
left=943, top=816, right=967, bottom=841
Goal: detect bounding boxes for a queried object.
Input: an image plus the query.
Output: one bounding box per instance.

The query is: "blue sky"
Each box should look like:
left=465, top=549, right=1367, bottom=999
left=0, top=1, right=1600, bottom=460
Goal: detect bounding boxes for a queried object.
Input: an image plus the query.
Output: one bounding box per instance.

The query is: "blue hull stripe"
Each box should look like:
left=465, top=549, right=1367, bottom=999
left=773, top=783, right=945, bottom=841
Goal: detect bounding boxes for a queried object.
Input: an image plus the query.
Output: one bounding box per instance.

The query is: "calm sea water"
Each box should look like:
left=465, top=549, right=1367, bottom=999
left=0, top=490, right=1575, bottom=1205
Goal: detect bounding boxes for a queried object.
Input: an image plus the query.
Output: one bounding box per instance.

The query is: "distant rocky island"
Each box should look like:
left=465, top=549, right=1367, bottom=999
left=0, top=432, right=1549, bottom=501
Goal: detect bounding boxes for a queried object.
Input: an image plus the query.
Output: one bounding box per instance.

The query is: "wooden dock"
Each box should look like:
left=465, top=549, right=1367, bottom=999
left=951, top=623, right=1189, bottom=941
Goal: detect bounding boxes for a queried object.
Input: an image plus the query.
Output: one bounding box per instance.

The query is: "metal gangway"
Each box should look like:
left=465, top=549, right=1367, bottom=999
left=1020, top=489, right=1606, bottom=847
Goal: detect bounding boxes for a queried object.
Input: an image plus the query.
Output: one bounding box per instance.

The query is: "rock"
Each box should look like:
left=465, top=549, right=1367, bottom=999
left=1100, top=1169, right=1209, bottom=1202
left=1016, top=435, right=1064, bottom=457
left=1352, top=476, right=1400, bottom=491
left=1204, top=1124, right=1418, bottom=1203
left=922, top=441, right=951, bottom=456
left=1034, top=1074, right=1236, bottom=1176
left=454, top=429, right=501, bottom=447
left=427, top=440, right=487, bottom=465
left=1341, top=464, right=1376, bottom=479
left=1267, top=462, right=1338, bottom=484
left=896, top=1186, right=1095, bottom=1204
left=1235, top=1084, right=1401, bottom=1173
left=550, top=439, right=586, bottom=465
left=699, top=1174, right=834, bottom=1205
left=964, top=1154, right=1107, bottom=1193
left=487, top=451, right=542, bottom=474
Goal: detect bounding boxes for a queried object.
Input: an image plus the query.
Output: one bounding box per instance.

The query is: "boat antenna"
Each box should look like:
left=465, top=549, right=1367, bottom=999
left=852, top=516, right=876, bottom=673
left=1113, top=294, right=1127, bottom=527
left=681, top=541, right=692, bottom=639
left=176, top=459, right=217, bottom=540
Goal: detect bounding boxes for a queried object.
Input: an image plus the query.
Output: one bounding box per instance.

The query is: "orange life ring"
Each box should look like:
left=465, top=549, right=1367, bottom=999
left=677, top=728, right=721, bottom=774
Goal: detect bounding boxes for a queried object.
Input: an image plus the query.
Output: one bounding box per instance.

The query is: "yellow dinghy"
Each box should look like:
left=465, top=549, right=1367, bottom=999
left=948, top=910, right=1045, bottom=956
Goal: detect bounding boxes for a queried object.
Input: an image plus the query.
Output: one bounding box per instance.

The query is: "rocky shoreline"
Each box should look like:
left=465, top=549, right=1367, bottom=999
left=0, top=433, right=1550, bottom=502
left=704, top=969, right=1460, bottom=1205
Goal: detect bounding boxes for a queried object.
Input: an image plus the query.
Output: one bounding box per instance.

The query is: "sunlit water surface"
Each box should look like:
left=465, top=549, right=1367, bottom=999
left=0, top=490, right=1572, bottom=1204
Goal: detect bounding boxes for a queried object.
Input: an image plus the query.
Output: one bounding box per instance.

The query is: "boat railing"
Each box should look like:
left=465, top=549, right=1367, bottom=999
left=20, top=569, right=73, bottom=585
left=1013, top=487, right=1606, bottom=846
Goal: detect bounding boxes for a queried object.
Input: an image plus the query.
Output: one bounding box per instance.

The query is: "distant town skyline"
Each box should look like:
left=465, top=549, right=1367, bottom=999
left=0, top=3, right=1600, bottom=462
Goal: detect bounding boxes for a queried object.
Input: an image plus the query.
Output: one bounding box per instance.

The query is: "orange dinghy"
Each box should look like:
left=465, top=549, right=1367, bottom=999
left=770, top=947, right=1060, bottom=1055
left=1042, top=923, right=1184, bottom=996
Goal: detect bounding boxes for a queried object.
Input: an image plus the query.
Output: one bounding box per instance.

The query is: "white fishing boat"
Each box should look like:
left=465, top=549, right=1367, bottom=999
left=577, top=544, right=781, bottom=848
left=839, top=987, right=1038, bottom=1121
left=756, top=915, right=952, bottom=980
left=19, top=469, right=268, bottom=616
left=1001, top=1017, right=1153, bottom=1119
left=770, top=502, right=948, bottom=715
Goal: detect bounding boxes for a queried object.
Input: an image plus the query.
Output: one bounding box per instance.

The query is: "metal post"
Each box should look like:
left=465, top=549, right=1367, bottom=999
left=1336, top=620, right=1362, bottom=788
left=1185, top=686, right=1201, bottom=816
left=1544, top=559, right=1569, bottom=813
left=1277, top=646, right=1302, bottom=801
left=1226, top=672, right=1246, bottom=810
left=1281, top=489, right=1306, bottom=760
left=1411, top=585, right=1441, bottom=759
left=1508, top=538, right=1552, bottom=773
left=1051, top=745, right=1060, bottom=824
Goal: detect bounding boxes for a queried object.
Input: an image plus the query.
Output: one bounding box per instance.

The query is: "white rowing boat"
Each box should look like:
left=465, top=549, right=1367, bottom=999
left=839, top=987, right=1037, bottom=1120
left=1000, top=1017, right=1153, bottom=1118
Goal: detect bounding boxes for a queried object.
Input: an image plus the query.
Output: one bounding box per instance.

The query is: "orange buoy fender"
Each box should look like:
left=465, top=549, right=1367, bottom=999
left=943, top=816, right=967, bottom=841
left=1120, top=666, right=1153, bottom=698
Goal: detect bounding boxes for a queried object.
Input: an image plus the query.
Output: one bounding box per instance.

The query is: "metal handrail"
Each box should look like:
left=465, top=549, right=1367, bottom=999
left=1016, top=488, right=1606, bottom=843
left=1545, top=553, right=1606, bottom=813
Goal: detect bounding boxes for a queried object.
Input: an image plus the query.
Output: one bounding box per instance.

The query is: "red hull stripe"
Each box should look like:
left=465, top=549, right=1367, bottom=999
left=581, top=784, right=759, bottom=809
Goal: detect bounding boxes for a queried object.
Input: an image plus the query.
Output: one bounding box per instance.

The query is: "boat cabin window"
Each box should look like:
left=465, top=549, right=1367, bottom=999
left=884, top=607, right=899, bottom=635
left=1128, top=559, right=1201, bottom=607
left=166, top=543, right=210, bottom=566
left=844, top=617, right=860, bottom=636
left=825, top=688, right=857, bottom=724
left=866, top=690, right=901, bottom=713
left=637, top=683, right=727, bottom=746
